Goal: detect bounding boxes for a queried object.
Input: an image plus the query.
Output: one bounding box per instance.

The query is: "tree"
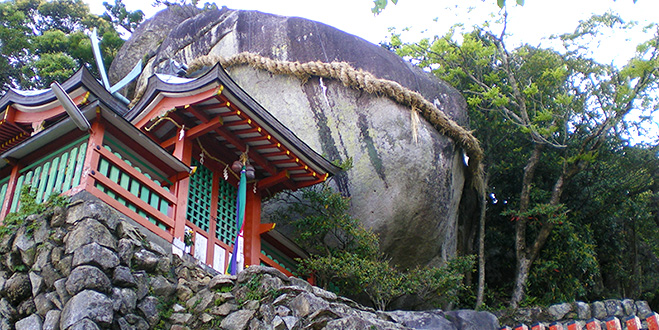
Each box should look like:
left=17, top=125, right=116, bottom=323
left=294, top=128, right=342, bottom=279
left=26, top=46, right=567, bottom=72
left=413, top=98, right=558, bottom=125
left=389, top=12, right=659, bottom=307
left=0, top=0, right=123, bottom=92
left=101, top=0, right=144, bottom=34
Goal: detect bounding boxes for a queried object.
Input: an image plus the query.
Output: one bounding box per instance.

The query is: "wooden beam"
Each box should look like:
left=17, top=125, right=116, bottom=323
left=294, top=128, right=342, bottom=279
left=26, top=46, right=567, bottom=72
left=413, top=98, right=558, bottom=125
left=213, top=127, right=278, bottom=176
left=233, top=127, right=262, bottom=136
left=186, top=105, right=210, bottom=123
left=0, top=163, right=21, bottom=221
left=161, top=116, right=223, bottom=149
left=258, top=170, right=289, bottom=190
left=171, top=134, right=192, bottom=242
left=271, top=158, right=297, bottom=165
left=90, top=171, right=175, bottom=228
left=243, top=188, right=262, bottom=267
left=88, top=185, right=174, bottom=242
left=242, top=135, right=269, bottom=143
left=223, top=119, right=250, bottom=127
left=294, top=175, right=328, bottom=189
left=134, top=86, right=221, bottom=129
left=262, top=150, right=291, bottom=158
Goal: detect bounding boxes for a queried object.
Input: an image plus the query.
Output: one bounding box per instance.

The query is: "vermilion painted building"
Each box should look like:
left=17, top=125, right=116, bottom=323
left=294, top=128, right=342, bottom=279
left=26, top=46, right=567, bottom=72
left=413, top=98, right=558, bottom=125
left=0, top=64, right=339, bottom=275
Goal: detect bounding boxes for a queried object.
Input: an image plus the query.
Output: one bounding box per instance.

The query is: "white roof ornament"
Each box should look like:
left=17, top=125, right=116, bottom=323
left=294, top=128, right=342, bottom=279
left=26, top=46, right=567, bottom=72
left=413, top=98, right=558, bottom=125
left=50, top=81, right=91, bottom=132
left=90, top=28, right=142, bottom=105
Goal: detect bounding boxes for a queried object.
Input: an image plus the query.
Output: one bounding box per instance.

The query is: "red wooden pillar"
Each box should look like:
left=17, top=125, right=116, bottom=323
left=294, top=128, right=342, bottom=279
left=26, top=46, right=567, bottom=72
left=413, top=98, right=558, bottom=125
left=243, top=186, right=262, bottom=266
left=205, top=171, right=220, bottom=266
left=0, top=163, right=22, bottom=221
left=82, top=118, right=105, bottom=192
left=171, top=132, right=192, bottom=241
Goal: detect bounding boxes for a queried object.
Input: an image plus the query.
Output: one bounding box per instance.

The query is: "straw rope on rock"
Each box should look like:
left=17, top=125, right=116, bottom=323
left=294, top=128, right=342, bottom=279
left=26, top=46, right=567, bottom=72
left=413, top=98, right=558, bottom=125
left=131, top=52, right=485, bottom=189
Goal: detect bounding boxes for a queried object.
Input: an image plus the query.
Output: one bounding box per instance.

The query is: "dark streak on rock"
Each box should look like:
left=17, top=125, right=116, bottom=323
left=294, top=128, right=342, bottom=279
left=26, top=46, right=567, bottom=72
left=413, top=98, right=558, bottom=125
left=302, top=81, right=350, bottom=197
left=357, top=113, right=388, bottom=189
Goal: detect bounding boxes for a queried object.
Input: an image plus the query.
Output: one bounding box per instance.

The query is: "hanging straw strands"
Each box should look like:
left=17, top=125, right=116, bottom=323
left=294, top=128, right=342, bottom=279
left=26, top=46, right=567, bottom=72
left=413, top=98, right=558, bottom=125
left=195, top=139, right=240, bottom=180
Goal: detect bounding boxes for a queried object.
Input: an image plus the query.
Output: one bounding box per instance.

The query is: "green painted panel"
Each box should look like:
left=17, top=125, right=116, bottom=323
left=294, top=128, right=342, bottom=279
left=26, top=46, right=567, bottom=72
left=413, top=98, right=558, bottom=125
left=23, top=171, right=34, bottom=189
left=55, top=152, right=69, bottom=194
left=0, top=182, right=8, bottom=210
left=72, top=142, right=87, bottom=188
left=128, top=178, right=140, bottom=212
left=36, top=161, right=50, bottom=203
left=98, top=158, right=110, bottom=177
left=63, top=146, right=78, bottom=191
left=10, top=175, right=25, bottom=212
left=106, top=164, right=118, bottom=199
left=119, top=172, right=130, bottom=191
left=44, top=157, right=60, bottom=199
left=31, top=167, right=42, bottom=189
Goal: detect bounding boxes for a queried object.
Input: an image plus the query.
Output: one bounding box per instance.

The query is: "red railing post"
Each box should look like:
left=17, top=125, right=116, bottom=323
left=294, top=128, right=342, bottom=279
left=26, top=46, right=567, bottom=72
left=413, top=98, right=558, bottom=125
left=0, top=164, right=22, bottom=221
left=171, top=134, right=192, bottom=244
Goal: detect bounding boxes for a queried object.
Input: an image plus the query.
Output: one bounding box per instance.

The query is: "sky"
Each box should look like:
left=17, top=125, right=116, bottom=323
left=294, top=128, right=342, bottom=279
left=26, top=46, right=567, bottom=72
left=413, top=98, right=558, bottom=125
left=83, top=0, right=659, bottom=142
left=83, top=0, right=658, bottom=45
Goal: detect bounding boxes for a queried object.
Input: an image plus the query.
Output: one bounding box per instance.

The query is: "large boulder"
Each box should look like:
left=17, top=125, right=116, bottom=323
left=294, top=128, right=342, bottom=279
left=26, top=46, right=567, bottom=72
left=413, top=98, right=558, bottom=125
left=110, top=7, right=473, bottom=268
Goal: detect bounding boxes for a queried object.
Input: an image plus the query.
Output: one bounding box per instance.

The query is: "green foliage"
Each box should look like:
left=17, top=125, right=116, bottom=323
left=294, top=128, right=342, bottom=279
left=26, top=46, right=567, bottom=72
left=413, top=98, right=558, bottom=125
left=101, top=0, right=144, bottom=33
left=371, top=0, right=397, bottom=14
left=274, top=184, right=474, bottom=310
left=405, top=255, right=476, bottom=307
left=0, top=0, right=124, bottom=92
left=235, top=273, right=279, bottom=305
left=526, top=221, right=599, bottom=304
left=0, top=186, right=69, bottom=237
left=274, top=183, right=379, bottom=258
left=388, top=9, right=659, bottom=307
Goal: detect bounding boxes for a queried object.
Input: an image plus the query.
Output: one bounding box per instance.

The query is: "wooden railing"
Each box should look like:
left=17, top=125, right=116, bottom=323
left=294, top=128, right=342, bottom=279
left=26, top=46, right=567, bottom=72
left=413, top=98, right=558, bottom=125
left=259, top=252, right=294, bottom=277
left=89, top=143, right=176, bottom=241
left=5, top=137, right=88, bottom=213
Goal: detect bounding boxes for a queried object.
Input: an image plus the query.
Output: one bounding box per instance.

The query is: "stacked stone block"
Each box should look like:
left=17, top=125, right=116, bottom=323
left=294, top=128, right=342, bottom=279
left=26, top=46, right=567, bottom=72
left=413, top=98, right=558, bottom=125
left=0, top=192, right=501, bottom=330
left=501, top=300, right=658, bottom=330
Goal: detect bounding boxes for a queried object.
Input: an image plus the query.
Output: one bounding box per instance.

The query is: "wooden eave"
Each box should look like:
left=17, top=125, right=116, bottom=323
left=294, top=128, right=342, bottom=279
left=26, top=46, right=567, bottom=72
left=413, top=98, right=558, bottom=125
left=0, top=67, right=129, bottom=120
left=128, top=64, right=341, bottom=194
left=0, top=70, right=188, bottom=177
left=0, top=67, right=130, bottom=160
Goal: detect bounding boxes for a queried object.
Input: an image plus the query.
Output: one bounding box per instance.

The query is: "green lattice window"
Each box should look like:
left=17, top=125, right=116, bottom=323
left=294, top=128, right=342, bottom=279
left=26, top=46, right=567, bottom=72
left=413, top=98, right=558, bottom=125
left=216, top=178, right=237, bottom=245
left=186, top=159, right=213, bottom=232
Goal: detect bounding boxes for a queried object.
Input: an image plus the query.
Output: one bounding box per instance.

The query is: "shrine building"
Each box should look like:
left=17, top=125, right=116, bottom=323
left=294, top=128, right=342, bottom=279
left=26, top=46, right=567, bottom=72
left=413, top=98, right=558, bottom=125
left=0, top=64, right=340, bottom=276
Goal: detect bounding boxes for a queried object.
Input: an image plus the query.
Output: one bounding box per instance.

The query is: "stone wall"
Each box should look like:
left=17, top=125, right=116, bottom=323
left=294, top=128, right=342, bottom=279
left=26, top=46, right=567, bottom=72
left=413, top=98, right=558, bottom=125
left=500, top=299, right=658, bottom=329
left=0, top=192, right=499, bottom=330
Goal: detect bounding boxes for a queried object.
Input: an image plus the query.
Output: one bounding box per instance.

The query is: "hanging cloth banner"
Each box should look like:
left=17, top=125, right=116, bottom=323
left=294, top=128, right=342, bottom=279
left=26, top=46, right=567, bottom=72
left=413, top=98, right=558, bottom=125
left=228, top=166, right=247, bottom=275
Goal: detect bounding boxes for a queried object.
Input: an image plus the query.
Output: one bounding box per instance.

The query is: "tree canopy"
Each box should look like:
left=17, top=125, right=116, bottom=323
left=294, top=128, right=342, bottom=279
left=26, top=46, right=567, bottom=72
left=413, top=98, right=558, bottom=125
left=0, top=0, right=124, bottom=92
left=387, top=10, right=659, bottom=307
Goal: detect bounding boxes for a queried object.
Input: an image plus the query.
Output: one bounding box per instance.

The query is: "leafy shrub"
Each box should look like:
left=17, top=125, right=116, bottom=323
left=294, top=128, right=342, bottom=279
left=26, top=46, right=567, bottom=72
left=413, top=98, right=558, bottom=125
left=0, top=185, right=69, bottom=237
left=274, top=183, right=474, bottom=310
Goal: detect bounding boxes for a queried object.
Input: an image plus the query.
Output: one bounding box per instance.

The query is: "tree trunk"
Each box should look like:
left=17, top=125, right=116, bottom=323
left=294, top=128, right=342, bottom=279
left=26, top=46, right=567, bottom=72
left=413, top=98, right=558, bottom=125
left=475, top=173, right=489, bottom=309
left=510, top=257, right=531, bottom=308
left=510, top=144, right=543, bottom=308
